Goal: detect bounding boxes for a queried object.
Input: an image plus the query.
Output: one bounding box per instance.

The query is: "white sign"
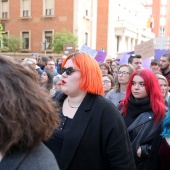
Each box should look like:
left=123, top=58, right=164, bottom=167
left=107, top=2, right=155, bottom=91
left=153, top=37, right=170, bottom=49
left=79, top=45, right=98, bottom=58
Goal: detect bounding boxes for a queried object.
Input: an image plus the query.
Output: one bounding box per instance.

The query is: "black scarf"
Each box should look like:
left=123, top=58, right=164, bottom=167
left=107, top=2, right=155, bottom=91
left=124, top=95, right=152, bottom=127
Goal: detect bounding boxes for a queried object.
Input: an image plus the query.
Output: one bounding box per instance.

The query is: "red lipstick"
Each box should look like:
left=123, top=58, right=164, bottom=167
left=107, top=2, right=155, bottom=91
left=62, top=80, right=66, bottom=85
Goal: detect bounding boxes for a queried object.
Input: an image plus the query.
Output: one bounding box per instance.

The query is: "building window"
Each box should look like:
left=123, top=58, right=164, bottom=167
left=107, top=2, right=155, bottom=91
left=161, top=0, right=167, bottom=5
left=46, top=9, right=53, bottom=16
left=146, top=7, right=152, bottom=16
left=43, top=0, right=54, bottom=16
left=145, top=0, right=153, bottom=5
left=44, top=31, right=53, bottom=49
left=85, top=0, right=91, bottom=17
left=85, top=32, right=89, bottom=45
left=22, top=32, right=30, bottom=49
left=0, top=0, right=9, bottom=18
left=21, top=0, right=30, bottom=17
left=160, top=7, right=166, bottom=16
left=116, top=36, right=120, bottom=52
left=160, top=27, right=165, bottom=36
left=23, top=10, right=29, bottom=17
left=160, top=17, right=166, bottom=26
left=85, top=10, right=88, bottom=17
left=2, top=12, right=7, bottom=18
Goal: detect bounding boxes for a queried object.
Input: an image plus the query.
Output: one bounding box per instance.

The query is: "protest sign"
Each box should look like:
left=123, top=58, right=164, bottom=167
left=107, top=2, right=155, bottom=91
left=134, top=39, right=155, bottom=59
left=79, top=45, right=98, bottom=58
left=63, top=44, right=75, bottom=54
left=95, top=51, right=107, bottom=63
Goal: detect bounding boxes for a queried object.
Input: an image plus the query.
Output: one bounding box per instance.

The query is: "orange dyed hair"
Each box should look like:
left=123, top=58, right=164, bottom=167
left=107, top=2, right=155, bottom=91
left=62, top=52, right=104, bottom=95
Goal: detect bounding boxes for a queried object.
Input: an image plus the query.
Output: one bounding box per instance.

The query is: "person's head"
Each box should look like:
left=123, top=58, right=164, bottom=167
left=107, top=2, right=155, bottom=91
left=23, top=58, right=36, bottom=69
left=40, top=56, right=48, bottom=66
left=0, top=55, right=59, bottom=156
left=105, top=59, right=113, bottom=66
left=115, top=64, right=135, bottom=92
left=56, top=57, right=62, bottom=65
left=111, top=61, right=119, bottom=67
left=61, top=55, right=67, bottom=63
left=128, top=54, right=142, bottom=70
left=112, top=66, right=119, bottom=79
left=150, top=59, right=160, bottom=73
left=22, top=62, right=36, bottom=72
left=122, top=69, right=165, bottom=123
left=31, top=53, right=38, bottom=63
left=48, top=55, right=55, bottom=62
left=45, top=59, right=55, bottom=71
left=21, top=59, right=38, bottom=77
left=53, top=74, right=62, bottom=91
left=40, top=70, right=54, bottom=91
left=102, top=74, right=114, bottom=96
left=99, top=63, right=112, bottom=75
left=160, top=53, right=170, bottom=72
left=61, top=52, right=104, bottom=96
left=156, top=74, right=169, bottom=102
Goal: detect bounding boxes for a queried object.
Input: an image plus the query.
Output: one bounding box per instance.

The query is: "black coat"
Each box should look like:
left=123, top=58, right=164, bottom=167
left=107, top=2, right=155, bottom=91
left=127, top=112, right=162, bottom=170
left=147, top=126, right=162, bottom=170
left=50, top=93, right=136, bottom=170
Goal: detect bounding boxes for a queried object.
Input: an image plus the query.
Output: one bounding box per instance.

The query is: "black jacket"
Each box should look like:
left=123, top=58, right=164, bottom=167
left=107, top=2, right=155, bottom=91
left=147, top=125, right=163, bottom=170
left=127, top=111, right=162, bottom=170
left=48, top=93, right=136, bottom=170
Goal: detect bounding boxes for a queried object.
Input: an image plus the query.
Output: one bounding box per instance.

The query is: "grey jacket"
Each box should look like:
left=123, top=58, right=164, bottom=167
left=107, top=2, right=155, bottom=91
left=0, top=142, right=60, bottom=170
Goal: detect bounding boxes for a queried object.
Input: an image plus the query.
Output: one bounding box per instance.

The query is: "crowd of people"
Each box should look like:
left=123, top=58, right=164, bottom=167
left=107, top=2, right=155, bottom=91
left=1, top=52, right=170, bottom=170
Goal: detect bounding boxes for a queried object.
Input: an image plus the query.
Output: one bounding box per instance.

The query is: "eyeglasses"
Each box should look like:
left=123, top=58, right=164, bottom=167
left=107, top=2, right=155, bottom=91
left=61, top=67, right=79, bottom=75
left=103, top=80, right=111, bottom=84
left=117, top=71, right=130, bottom=76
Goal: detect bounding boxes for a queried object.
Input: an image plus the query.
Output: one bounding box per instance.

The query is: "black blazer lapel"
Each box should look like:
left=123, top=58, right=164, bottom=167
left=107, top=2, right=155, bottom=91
left=58, top=93, right=96, bottom=170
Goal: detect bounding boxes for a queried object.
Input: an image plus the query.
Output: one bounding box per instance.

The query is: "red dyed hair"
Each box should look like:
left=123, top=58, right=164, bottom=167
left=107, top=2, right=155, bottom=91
left=62, top=52, right=104, bottom=95
left=121, top=69, right=165, bottom=123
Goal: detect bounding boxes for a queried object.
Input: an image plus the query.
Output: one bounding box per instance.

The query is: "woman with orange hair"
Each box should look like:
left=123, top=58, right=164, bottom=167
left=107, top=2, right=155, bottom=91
left=45, top=52, right=136, bottom=170
left=118, top=69, right=165, bottom=170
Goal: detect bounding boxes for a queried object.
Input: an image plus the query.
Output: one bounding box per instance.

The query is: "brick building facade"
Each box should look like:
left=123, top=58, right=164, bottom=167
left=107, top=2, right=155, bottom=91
left=0, top=0, right=154, bottom=58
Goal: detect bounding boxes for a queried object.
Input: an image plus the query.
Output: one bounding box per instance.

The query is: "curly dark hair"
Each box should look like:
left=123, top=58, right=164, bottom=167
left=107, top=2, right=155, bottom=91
left=0, top=54, right=60, bottom=156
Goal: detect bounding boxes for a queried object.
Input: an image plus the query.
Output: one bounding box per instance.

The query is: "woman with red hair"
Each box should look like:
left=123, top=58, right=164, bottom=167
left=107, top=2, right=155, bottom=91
left=45, top=52, right=136, bottom=170
left=119, top=69, right=165, bottom=170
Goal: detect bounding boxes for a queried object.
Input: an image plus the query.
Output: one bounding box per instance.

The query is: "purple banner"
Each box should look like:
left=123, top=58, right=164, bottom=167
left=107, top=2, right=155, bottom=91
left=119, top=50, right=170, bottom=69
left=154, top=49, right=170, bottom=60
left=119, top=53, right=130, bottom=64
left=95, top=51, right=107, bottom=63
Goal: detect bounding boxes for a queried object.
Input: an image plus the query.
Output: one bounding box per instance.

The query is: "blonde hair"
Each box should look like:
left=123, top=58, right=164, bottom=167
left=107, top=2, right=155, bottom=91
left=156, top=74, right=169, bottom=102
left=115, top=64, right=135, bottom=92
